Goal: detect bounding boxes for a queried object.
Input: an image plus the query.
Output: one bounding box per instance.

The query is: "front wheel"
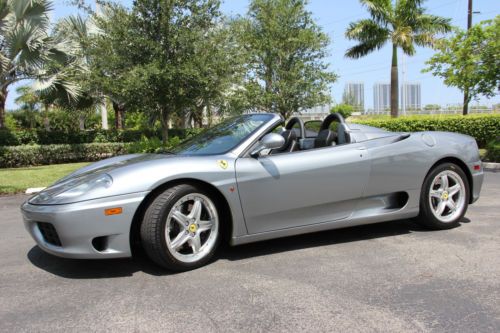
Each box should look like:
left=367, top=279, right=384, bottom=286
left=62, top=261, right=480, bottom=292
left=140, top=184, right=220, bottom=271
left=416, top=163, right=470, bottom=230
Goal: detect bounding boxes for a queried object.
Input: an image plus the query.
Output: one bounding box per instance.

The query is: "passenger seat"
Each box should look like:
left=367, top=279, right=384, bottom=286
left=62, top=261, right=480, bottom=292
left=314, top=129, right=337, bottom=148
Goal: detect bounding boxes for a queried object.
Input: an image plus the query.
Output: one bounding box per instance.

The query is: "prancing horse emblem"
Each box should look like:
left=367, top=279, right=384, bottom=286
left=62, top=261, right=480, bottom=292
left=217, top=160, right=228, bottom=169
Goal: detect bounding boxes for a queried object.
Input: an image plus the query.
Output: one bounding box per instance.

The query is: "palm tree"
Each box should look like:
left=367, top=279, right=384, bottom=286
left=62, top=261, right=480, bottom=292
left=345, top=0, right=451, bottom=117
left=15, top=86, right=41, bottom=129
left=0, top=0, right=80, bottom=129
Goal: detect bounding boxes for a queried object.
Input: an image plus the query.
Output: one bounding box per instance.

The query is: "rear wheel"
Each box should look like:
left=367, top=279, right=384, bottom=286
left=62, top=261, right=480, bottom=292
left=140, top=184, right=220, bottom=271
left=416, top=163, right=469, bottom=229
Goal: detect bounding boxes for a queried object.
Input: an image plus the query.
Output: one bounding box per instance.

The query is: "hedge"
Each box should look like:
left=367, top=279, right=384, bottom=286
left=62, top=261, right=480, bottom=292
left=0, top=143, right=127, bottom=168
left=0, top=128, right=202, bottom=146
left=353, top=114, right=500, bottom=148
left=485, top=137, right=500, bottom=162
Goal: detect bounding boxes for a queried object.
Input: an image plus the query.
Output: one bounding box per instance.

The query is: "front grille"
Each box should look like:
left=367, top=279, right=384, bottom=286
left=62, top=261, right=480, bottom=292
left=37, top=222, right=62, bottom=247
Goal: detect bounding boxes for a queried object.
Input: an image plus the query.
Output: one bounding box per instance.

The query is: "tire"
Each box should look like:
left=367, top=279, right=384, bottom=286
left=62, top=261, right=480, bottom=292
left=140, top=184, right=221, bottom=271
left=416, top=162, right=470, bottom=230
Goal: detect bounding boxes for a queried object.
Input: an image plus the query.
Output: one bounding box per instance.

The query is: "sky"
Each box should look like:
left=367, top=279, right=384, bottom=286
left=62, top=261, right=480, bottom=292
left=6, top=0, right=500, bottom=110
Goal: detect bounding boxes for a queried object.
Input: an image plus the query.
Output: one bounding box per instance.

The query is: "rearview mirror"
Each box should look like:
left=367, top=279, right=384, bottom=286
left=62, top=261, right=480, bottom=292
left=250, top=133, right=285, bottom=157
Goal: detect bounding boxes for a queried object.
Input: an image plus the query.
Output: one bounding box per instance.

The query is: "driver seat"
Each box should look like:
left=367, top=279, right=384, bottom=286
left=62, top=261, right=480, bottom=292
left=271, top=129, right=298, bottom=154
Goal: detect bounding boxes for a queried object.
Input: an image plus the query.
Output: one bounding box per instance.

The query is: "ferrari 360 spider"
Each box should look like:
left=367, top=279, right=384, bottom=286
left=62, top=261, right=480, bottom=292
left=21, top=113, right=484, bottom=271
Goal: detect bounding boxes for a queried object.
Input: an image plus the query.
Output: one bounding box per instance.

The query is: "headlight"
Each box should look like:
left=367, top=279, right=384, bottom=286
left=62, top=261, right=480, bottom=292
left=29, top=174, right=113, bottom=205
left=55, top=174, right=113, bottom=200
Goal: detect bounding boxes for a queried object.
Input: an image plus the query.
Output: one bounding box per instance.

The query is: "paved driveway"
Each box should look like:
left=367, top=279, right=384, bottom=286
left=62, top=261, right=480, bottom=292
left=1, top=172, right=499, bottom=332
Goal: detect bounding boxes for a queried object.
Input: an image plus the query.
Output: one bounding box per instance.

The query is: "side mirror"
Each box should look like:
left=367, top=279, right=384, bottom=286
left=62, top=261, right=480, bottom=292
left=250, top=133, right=285, bottom=157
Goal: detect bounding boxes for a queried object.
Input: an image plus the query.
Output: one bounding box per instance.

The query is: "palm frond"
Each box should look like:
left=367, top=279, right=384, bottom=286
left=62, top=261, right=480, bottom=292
left=345, top=19, right=390, bottom=42
left=32, top=71, right=81, bottom=103
left=414, top=32, right=437, bottom=48
left=360, top=0, right=393, bottom=26
left=345, top=38, right=387, bottom=59
left=414, top=14, right=452, bottom=34
left=345, top=19, right=389, bottom=58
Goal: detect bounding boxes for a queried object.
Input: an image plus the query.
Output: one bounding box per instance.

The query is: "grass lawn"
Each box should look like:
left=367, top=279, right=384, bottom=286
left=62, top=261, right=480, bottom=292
left=0, top=162, right=89, bottom=195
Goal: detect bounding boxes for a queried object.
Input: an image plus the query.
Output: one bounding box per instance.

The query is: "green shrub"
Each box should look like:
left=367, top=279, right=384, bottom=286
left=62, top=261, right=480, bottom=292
left=352, top=114, right=500, bottom=148
left=0, top=128, right=203, bottom=146
left=331, top=104, right=354, bottom=119
left=126, top=136, right=164, bottom=153
left=126, top=136, right=183, bottom=154
left=485, top=137, right=500, bottom=162
left=0, top=143, right=127, bottom=168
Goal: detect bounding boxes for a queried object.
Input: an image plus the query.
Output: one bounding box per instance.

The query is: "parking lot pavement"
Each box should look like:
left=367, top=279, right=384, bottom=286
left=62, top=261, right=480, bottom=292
left=1, top=172, right=499, bottom=333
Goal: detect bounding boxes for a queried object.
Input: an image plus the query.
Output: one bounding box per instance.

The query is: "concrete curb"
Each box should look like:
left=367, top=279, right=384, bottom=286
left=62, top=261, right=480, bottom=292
left=483, top=162, right=500, bottom=171
left=25, top=187, right=46, bottom=195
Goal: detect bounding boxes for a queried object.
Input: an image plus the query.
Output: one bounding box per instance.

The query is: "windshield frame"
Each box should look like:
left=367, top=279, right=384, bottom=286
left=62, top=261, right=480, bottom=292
left=171, top=114, right=278, bottom=156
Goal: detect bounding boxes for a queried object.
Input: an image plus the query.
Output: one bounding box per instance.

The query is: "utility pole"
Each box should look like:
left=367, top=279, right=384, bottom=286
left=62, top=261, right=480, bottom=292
left=463, top=0, right=473, bottom=115
left=467, top=0, right=473, bottom=30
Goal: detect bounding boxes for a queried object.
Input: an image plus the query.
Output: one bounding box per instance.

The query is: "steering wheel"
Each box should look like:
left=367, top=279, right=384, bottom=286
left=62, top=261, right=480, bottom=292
left=285, top=117, right=306, bottom=140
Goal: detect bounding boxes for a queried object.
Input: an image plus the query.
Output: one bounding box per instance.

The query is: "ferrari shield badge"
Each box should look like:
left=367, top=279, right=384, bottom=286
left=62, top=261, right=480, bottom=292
left=217, top=160, right=228, bottom=169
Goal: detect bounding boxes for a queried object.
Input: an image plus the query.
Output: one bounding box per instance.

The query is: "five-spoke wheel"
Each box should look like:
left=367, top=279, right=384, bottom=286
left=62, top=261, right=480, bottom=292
left=140, top=184, right=221, bottom=271
left=416, top=163, right=469, bottom=229
left=165, top=193, right=218, bottom=263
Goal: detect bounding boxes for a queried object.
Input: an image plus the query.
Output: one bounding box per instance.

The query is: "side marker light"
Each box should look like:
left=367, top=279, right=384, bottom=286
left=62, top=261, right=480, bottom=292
left=105, top=207, right=123, bottom=216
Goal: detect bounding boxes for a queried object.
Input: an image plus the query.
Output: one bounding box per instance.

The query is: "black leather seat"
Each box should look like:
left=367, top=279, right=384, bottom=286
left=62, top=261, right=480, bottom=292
left=314, top=129, right=337, bottom=148
left=272, top=129, right=298, bottom=154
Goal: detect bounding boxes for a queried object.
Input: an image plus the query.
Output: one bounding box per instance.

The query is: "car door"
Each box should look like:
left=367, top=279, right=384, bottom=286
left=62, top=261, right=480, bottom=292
left=235, top=143, right=371, bottom=234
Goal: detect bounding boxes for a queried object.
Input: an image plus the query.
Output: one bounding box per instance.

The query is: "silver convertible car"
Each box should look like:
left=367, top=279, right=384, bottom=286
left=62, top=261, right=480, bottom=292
left=22, top=113, right=484, bottom=271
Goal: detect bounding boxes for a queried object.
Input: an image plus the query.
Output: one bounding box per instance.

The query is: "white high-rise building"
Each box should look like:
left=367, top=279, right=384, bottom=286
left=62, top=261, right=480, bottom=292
left=401, top=82, right=421, bottom=111
left=344, top=82, right=364, bottom=112
left=373, top=83, right=391, bottom=112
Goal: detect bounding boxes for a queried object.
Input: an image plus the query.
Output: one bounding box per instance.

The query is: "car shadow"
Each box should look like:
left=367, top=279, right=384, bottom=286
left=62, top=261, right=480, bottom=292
left=27, top=218, right=467, bottom=279
left=27, top=246, right=170, bottom=279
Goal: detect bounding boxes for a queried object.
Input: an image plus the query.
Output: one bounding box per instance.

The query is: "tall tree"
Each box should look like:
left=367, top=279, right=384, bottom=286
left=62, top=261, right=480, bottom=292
left=116, top=0, right=223, bottom=143
left=424, top=17, right=500, bottom=115
left=0, top=0, right=80, bottom=129
left=90, top=3, right=135, bottom=130
left=345, top=0, right=451, bottom=117
left=186, top=20, right=247, bottom=127
left=241, top=0, right=337, bottom=119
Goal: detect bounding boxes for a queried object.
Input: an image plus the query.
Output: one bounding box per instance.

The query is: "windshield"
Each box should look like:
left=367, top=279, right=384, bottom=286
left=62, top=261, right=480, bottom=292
left=172, top=114, right=274, bottom=155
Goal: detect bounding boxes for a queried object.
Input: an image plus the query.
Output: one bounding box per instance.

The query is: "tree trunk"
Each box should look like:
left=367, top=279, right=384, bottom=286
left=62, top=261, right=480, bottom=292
left=197, top=105, right=204, bottom=128
left=463, top=89, right=469, bottom=115
left=99, top=96, right=108, bottom=130
left=79, top=115, right=85, bottom=130
left=390, top=44, right=399, bottom=118
left=206, top=103, right=213, bottom=127
left=112, top=101, right=125, bottom=130
left=0, top=88, right=7, bottom=129
left=160, top=108, right=169, bottom=145
left=43, top=104, right=50, bottom=131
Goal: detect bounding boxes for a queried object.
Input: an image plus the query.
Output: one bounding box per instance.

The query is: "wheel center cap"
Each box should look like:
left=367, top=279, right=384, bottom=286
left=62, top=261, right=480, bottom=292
left=188, top=223, right=198, bottom=233
left=442, top=191, right=449, bottom=200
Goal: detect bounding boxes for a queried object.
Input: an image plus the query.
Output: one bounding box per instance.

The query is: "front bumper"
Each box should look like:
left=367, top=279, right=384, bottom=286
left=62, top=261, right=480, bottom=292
left=21, top=192, right=148, bottom=259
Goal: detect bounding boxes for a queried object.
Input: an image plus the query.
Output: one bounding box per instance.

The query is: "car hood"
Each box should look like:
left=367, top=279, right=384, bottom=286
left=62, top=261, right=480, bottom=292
left=28, top=153, right=233, bottom=205
left=55, top=153, right=172, bottom=183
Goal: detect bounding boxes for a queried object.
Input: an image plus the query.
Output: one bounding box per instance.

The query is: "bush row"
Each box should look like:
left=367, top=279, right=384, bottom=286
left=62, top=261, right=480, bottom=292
left=0, top=143, right=127, bottom=168
left=353, top=114, right=500, bottom=148
left=0, top=128, right=202, bottom=146
left=485, top=137, right=500, bottom=162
